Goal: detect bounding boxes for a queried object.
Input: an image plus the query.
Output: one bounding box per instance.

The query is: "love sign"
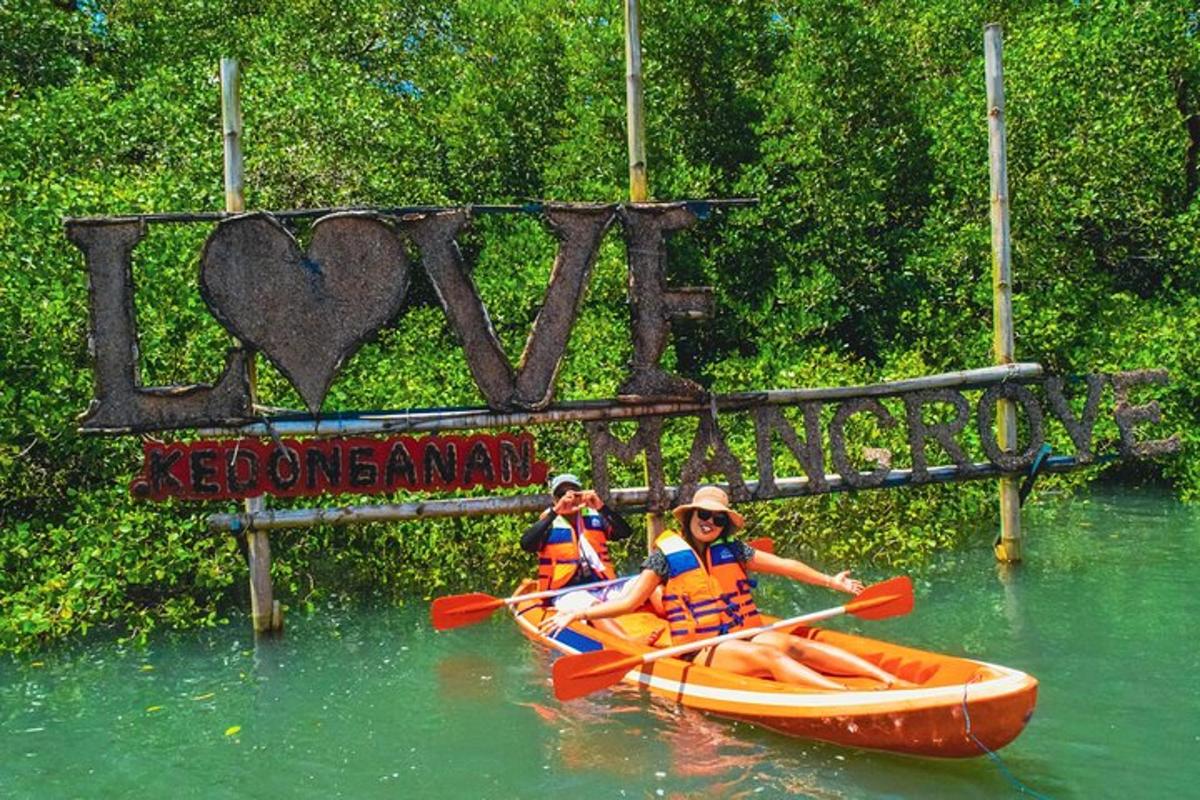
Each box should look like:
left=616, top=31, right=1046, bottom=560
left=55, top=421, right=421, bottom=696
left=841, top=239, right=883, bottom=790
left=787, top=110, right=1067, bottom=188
left=69, top=202, right=724, bottom=432
left=66, top=199, right=1180, bottom=525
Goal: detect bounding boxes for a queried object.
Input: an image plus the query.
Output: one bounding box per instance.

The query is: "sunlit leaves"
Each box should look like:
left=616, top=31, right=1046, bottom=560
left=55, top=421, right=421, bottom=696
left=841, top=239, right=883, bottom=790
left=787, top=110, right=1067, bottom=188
left=2, top=0, right=1197, bottom=651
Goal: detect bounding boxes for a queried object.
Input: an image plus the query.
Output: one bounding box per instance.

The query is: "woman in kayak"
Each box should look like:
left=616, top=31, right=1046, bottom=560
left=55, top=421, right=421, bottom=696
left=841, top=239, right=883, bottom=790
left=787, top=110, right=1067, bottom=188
left=540, top=485, right=905, bottom=690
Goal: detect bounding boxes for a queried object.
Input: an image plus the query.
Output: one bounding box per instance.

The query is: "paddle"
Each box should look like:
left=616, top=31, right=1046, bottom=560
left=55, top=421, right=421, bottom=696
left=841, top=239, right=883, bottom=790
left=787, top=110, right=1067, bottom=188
left=551, top=575, right=913, bottom=701
left=432, top=576, right=630, bottom=631
left=431, top=537, right=775, bottom=631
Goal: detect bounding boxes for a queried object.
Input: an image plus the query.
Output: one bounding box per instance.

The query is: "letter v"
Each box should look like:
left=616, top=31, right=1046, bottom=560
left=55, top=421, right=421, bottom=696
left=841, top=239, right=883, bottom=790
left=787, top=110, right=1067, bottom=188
left=404, top=205, right=616, bottom=410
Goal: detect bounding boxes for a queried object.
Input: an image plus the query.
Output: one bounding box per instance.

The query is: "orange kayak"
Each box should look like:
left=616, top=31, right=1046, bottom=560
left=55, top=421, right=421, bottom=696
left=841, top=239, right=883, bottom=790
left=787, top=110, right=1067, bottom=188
left=509, top=580, right=1037, bottom=758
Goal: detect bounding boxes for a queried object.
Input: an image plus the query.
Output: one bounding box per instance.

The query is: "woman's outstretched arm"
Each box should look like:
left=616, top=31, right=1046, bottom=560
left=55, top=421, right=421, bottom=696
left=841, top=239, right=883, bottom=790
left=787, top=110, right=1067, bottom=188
left=747, top=549, right=863, bottom=595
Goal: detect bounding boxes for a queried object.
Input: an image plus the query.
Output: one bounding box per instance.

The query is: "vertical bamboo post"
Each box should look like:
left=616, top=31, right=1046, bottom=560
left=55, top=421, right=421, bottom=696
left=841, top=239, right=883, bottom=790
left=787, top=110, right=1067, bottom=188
left=623, top=1, right=662, bottom=552
left=624, top=0, right=649, bottom=203
left=221, top=58, right=281, bottom=631
left=220, top=58, right=245, bottom=215
left=984, top=25, right=1022, bottom=563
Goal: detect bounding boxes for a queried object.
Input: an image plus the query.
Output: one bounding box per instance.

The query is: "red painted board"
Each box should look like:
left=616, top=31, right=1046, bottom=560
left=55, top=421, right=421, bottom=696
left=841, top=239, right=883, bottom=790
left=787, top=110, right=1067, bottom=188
left=130, top=433, right=549, bottom=502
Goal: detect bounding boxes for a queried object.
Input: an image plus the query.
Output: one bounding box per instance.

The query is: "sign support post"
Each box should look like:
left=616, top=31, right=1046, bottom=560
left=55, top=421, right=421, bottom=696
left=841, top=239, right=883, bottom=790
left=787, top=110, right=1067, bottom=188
left=221, top=57, right=281, bottom=631
left=624, top=1, right=663, bottom=553
left=984, top=26, right=1022, bottom=563
left=624, top=0, right=649, bottom=203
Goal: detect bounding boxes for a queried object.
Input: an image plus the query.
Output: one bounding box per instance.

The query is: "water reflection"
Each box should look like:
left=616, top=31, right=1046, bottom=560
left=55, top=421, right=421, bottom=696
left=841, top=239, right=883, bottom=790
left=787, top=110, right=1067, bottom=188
left=526, top=693, right=649, bottom=777
left=436, top=652, right=504, bottom=703
left=643, top=710, right=767, bottom=798
left=510, top=659, right=839, bottom=799
left=995, top=561, right=1024, bottom=638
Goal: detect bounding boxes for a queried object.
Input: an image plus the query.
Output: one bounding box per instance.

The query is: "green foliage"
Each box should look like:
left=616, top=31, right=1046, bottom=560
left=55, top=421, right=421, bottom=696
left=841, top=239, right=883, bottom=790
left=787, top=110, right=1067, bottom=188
left=1, top=0, right=1195, bottom=652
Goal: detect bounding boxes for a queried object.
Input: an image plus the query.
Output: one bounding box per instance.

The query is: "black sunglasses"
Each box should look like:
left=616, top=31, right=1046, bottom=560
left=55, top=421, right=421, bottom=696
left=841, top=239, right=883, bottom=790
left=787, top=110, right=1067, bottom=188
left=696, top=509, right=730, bottom=526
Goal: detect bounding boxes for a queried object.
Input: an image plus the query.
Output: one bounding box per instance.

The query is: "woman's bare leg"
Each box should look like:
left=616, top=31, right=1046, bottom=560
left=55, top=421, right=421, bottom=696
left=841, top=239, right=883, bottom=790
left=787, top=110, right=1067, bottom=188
left=695, top=640, right=847, bottom=690
left=752, top=631, right=912, bottom=687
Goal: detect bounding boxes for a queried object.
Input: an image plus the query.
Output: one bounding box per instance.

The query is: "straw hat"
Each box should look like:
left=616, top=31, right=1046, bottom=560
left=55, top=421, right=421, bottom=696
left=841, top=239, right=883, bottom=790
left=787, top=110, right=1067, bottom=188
left=672, top=485, right=744, bottom=529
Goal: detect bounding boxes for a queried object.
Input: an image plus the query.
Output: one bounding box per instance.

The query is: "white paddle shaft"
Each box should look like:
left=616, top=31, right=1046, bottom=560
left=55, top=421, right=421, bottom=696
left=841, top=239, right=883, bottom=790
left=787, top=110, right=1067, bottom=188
left=504, top=575, right=631, bottom=606
left=635, top=604, right=850, bottom=664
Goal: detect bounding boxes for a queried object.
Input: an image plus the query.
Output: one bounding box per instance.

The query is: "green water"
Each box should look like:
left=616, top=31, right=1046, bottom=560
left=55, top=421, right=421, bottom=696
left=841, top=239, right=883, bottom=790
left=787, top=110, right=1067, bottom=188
left=3, top=489, right=1198, bottom=799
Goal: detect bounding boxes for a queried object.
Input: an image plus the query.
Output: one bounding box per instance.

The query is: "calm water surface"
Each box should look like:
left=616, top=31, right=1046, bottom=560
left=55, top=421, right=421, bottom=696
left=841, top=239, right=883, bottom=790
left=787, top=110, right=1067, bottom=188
left=2, top=489, right=1198, bottom=798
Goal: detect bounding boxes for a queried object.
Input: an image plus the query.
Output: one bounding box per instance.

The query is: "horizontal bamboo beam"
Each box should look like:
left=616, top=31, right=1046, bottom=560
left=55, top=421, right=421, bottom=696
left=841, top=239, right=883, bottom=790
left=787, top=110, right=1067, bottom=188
left=207, top=452, right=1090, bottom=532
left=62, top=199, right=759, bottom=226
left=199, top=363, right=1044, bottom=439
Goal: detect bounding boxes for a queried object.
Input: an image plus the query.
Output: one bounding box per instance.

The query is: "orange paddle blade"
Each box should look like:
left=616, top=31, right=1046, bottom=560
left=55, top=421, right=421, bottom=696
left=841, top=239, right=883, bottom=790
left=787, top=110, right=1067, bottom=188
left=747, top=536, right=774, bottom=554
left=552, top=650, right=643, bottom=701
left=430, top=593, right=503, bottom=631
left=845, top=576, right=914, bottom=620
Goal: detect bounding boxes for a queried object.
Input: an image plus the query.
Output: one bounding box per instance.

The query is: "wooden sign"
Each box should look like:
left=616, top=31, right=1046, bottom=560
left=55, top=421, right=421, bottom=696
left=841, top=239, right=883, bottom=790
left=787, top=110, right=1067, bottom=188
left=68, top=202, right=738, bottom=433
left=129, top=433, right=547, bottom=501
left=585, top=370, right=1178, bottom=511
left=69, top=202, right=1178, bottom=527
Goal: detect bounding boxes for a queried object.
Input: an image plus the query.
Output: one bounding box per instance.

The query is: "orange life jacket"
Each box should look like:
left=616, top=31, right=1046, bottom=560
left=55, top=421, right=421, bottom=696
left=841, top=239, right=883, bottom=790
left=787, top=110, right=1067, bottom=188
left=656, top=531, right=761, bottom=645
left=537, top=507, right=615, bottom=590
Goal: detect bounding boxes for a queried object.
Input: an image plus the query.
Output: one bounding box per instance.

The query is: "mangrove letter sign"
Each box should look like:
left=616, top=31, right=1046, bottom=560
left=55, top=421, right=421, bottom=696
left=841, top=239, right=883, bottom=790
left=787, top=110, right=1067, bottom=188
left=129, top=433, right=547, bottom=501
left=584, top=370, right=1180, bottom=511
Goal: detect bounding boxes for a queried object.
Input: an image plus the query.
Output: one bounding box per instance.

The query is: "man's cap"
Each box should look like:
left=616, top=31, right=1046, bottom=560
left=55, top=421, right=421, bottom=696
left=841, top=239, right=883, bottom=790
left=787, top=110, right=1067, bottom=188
left=549, top=473, right=583, bottom=497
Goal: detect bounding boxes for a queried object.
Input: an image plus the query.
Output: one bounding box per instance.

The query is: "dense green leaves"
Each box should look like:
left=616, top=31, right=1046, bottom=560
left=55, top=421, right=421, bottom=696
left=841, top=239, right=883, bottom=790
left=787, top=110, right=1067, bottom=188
left=0, top=0, right=1194, bottom=651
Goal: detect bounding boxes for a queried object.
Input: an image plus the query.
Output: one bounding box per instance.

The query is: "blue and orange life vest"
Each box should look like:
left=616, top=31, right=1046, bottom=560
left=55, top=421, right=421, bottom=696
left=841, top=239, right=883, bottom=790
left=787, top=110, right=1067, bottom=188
left=536, top=507, right=616, bottom=590
left=655, top=531, right=762, bottom=645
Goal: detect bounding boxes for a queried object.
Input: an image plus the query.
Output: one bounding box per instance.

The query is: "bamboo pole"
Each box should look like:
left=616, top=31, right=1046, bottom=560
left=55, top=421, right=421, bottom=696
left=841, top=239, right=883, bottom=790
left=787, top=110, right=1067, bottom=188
left=624, top=0, right=649, bottom=203
left=623, top=0, right=662, bottom=552
left=197, top=362, right=1045, bottom=438
left=220, top=58, right=245, bottom=215
left=63, top=198, right=758, bottom=226
left=221, top=57, right=280, bottom=631
left=984, top=25, right=1022, bottom=563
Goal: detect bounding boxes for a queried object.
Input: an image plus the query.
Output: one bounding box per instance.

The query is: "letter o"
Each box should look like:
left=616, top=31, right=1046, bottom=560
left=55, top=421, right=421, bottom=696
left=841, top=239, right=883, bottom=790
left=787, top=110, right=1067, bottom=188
left=977, top=383, right=1045, bottom=472
left=268, top=446, right=301, bottom=491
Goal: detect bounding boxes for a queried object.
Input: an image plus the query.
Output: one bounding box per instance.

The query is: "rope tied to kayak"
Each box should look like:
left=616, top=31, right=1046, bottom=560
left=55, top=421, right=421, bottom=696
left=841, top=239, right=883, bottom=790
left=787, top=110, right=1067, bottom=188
left=962, top=674, right=1053, bottom=799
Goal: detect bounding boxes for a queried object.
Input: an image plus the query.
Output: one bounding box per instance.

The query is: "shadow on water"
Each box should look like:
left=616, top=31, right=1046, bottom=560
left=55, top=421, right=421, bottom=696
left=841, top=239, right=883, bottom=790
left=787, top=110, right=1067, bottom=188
left=2, top=489, right=1197, bottom=798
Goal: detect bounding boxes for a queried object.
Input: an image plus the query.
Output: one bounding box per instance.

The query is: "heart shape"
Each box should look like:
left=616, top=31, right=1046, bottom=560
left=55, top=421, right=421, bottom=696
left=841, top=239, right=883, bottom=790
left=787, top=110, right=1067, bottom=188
left=200, top=212, right=409, bottom=413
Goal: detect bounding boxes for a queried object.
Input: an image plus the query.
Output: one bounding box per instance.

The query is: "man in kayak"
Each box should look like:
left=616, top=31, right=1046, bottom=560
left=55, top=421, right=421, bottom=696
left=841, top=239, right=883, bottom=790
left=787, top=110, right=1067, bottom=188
left=521, top=473, right=655, bottom=641
left=540, top=485, right=905, bottom=689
